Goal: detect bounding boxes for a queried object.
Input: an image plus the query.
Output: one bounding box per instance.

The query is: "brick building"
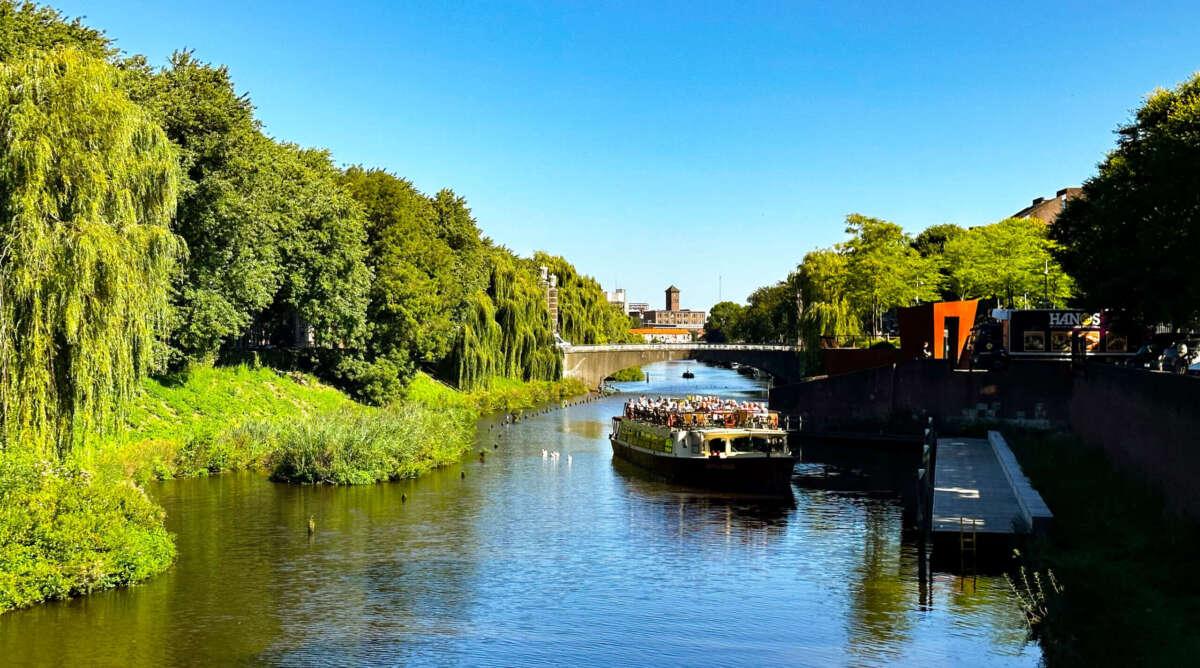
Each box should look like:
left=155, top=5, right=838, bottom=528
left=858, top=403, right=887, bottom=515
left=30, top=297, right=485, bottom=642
left=1012, top=187, right=1082, bottom=224
left=639, top=285, right=706, bottom=331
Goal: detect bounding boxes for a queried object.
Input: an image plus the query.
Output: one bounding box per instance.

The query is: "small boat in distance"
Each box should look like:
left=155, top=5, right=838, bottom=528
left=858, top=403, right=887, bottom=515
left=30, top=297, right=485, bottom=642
left=682, top=368, right=695, bottom=379
left=611, top=395, right=794, bottom=494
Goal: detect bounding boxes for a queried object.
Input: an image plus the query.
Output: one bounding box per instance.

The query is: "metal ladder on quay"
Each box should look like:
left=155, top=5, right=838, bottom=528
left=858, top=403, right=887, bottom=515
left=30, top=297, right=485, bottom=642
left=959, top=516, right=979, bottom=588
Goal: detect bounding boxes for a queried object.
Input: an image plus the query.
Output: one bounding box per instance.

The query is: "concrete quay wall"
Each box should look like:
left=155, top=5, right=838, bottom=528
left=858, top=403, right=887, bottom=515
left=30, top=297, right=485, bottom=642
left=769, top=360, right=1073, bottom=433
left=1069, top=364, right=1200, bottom=520
left=771, top=359, right=1200, bottom=521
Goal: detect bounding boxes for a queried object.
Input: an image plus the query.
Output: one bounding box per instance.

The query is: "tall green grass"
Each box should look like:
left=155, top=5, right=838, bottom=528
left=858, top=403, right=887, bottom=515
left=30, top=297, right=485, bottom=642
left=267, top=403, right=475, bottom=485
left=93, top=365, right=587, bottom=485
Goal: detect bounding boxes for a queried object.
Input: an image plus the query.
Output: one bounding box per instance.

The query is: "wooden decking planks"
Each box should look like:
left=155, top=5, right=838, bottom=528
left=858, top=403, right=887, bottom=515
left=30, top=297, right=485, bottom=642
left=931, top=437, right=1025, bottom=535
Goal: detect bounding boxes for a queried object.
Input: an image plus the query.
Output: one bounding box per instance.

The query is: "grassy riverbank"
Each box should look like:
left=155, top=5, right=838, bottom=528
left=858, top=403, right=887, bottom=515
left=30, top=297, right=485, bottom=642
left=1006, top=431, right=1200, bottom=667
left=1, top=364, right=587, bottom=614
left=89, top=365, right=586, bottom=485
left=0, top=452, right=176, bottom=614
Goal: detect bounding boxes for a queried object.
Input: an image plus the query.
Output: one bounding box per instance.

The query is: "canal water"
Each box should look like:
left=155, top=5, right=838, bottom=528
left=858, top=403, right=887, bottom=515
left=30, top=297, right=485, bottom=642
left=0, top=361, right=1040, bottom=666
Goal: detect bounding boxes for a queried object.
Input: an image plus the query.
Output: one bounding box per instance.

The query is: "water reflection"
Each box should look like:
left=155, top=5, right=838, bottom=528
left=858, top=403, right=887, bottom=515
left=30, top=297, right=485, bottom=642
left=610, top=456, right=793, bottom=545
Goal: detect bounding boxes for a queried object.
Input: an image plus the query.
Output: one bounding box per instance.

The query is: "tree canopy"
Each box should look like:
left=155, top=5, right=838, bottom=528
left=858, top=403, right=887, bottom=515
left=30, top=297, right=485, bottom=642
left=0, top=49, right=181, bottom=455
left=704, top=302, right=745, bottom=343
left=0, top=0, right=111, bottom=61
left=840, top=215, right=940, bottom=336
left=943, top=217, right=1072, bottom=307
left=735, top=211, right=1075, bottom=365
left=0, top=2, right=633, bottom=422
left=1052, top=73, right=1200, bottom=328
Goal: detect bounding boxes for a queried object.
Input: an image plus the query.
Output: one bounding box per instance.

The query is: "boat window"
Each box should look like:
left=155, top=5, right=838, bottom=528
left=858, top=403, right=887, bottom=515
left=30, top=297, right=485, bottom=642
left=731, top=436, right=773, bottom=453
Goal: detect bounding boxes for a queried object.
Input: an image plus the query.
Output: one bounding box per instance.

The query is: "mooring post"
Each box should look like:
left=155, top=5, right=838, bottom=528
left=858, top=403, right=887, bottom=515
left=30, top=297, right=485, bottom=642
left=921, top=416, right=938, bottom=535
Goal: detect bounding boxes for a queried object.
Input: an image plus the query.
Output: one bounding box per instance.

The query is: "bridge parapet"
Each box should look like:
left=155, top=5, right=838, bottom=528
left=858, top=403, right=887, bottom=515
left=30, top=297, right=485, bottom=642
left=560, top=343, right=804, bottom=388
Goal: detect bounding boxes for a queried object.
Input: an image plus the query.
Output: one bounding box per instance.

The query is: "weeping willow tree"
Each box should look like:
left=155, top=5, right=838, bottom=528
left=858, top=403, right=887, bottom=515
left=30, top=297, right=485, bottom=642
left=449, top=249, right=560, bottom=389
left=795, top=249, right=861, bottom=368
left=0, top=50, right=181, bottom=457
left=533, top=252, right=635, bottom=345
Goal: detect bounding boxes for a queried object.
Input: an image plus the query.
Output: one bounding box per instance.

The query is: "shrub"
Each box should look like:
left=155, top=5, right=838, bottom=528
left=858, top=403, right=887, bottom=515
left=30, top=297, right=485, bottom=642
left=606, top=367, right=645, bottom=382
left=0, top=453, right=175, bottom=614
left=268, top=403, right=475, bottom=485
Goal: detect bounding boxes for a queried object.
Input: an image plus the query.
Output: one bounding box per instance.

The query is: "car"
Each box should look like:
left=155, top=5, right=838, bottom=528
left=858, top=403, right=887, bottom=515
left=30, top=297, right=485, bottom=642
left=1127, top=343, right=1165, bottom=370
left=1188, top=361, right=1200, bottom=378
left=1160, top=339, right=1200, bottom=374
left=968, top=324, right=1008, bottom=370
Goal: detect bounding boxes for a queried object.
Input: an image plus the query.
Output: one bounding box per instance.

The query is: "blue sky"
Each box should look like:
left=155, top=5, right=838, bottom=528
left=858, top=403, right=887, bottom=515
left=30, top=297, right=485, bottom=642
left=57, top=1, right=1200, bottom=311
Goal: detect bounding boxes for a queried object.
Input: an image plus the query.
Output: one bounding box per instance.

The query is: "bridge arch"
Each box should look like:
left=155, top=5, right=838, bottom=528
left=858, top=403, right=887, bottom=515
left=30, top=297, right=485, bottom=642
left=560, top=344, right=804, bottom=388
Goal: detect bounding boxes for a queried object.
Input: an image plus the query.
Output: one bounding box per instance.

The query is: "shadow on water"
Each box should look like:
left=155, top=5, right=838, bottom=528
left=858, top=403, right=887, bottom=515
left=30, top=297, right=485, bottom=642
left=609, top=456, right=796, bottom=522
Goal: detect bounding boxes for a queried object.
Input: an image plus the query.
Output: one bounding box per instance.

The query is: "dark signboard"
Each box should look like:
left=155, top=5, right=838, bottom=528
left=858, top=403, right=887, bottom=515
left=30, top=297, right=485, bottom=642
left=1007, top=310, right=1131, bottom=356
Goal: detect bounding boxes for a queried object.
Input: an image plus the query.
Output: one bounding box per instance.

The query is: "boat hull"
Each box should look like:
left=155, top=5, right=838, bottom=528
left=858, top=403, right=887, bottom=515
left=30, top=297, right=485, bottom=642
left=610, top=437, right=795, bottom=494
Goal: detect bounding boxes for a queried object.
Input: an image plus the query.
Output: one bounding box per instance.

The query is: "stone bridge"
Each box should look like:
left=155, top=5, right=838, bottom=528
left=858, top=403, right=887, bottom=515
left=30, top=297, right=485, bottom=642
left=560, top=343, right=804, bottom=388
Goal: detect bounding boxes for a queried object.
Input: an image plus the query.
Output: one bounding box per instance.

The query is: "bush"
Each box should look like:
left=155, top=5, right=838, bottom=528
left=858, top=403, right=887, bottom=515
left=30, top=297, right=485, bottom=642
left=268, top=403, right=475, bottom=485
left=606, top=366, right=645, bottom=382
left=0, top=453, right=175, bottom=614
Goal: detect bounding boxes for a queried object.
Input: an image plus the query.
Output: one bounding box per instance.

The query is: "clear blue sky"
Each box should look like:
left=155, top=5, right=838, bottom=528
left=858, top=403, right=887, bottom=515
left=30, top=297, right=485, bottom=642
left=56, top=0, right=1200, bottom=312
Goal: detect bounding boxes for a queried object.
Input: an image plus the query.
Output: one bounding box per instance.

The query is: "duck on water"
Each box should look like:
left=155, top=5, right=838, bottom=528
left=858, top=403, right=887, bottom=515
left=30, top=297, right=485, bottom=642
left=610, top=395, right=795, bottom=495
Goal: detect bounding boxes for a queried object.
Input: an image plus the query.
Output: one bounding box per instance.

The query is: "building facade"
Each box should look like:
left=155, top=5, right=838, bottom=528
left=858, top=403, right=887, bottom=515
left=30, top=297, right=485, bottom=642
left=639, top=285, right=706, bottom=331
left=606, top=288, right=628, bottom=314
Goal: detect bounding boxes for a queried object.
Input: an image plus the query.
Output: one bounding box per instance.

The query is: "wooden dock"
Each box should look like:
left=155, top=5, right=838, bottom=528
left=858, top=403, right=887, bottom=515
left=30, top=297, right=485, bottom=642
left=930, top=432, right=1052, bottom=540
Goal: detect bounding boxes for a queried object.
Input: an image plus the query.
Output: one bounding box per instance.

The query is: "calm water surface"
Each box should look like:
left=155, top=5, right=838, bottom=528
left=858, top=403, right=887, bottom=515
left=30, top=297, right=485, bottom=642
left=0, top=361, right=1040, bottom=666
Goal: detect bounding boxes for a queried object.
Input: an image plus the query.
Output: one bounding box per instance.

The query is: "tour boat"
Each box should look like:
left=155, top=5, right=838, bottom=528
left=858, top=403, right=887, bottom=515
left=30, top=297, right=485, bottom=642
left=682, top=369, right=695, bottom=379
left=610, top=398, right=795, bottom=494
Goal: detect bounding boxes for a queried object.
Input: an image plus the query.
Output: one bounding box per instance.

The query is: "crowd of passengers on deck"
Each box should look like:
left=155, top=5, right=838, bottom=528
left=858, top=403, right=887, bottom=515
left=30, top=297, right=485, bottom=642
left=623, top=395, right=778, bottom=428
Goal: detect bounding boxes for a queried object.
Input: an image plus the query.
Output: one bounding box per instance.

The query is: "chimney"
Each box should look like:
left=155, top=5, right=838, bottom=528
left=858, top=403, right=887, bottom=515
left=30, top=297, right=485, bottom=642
left=1056, top=188, right=1070, bottom=198
left=1031, top=197, right=1045, bottom=207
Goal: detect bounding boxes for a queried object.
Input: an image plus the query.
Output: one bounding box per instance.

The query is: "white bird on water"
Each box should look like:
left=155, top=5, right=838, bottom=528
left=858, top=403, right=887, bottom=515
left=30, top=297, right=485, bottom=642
left=567, top=454, right=573, bottom=466
left=541, top=449, right=548, bottom=459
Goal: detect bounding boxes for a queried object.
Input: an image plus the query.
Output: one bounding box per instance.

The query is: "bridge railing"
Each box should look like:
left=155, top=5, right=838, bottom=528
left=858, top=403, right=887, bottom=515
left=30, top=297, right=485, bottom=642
left=561, top=343, right=800, bottom=353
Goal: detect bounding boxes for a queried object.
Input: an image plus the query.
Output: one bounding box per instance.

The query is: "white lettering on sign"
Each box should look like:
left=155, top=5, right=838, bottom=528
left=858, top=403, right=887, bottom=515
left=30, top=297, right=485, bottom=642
left=1048, top=311, right=1100, bottom=327
left=1049, top=312, right=1080, bottom=327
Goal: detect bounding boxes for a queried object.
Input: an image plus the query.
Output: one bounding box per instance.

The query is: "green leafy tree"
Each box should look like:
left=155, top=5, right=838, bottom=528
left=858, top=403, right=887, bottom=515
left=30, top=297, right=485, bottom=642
left=841, top=214, right=939, bottom=336
left=912, top=223, right=965, bottom=258
left=449, top=249, right=560, bottom=389
left=0, top=1, right=111, bottom=61
left=795, top=249, right=860, bottom=352
left=342, top=168, right=466, bottom=369
left=533, top=252, right=635, bottom=345
left=737, top=283, right=797, bottom=344
left=704, top=301, right=745, bottom=342
left=257, top=143, right=371, bottom=349
left=0, top=50, right=181, bottom=455
left=943, top=218, right=1072, bottom=307
left=128, top=52, right=286, bottom=359
left=1052, top=73, right=1200, bottom=327
left=913, top=223, right=967, bottom=301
